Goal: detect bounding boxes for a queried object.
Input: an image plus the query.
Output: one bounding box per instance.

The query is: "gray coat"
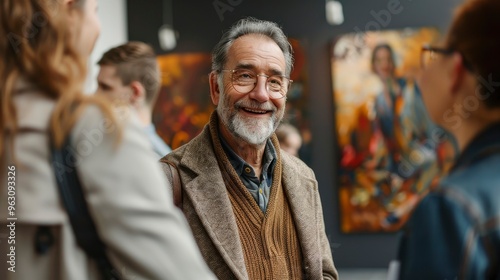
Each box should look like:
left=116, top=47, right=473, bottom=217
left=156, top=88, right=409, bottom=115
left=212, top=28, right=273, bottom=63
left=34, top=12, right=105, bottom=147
left=161, top=124, right=339, bottom=280
left=0, top=85, right=215, bottom=280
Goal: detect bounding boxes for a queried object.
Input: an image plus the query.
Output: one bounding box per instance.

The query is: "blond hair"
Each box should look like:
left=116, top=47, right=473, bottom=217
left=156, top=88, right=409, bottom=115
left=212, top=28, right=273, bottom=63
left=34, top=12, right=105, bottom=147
left=0, top=0, right=119, bottom=159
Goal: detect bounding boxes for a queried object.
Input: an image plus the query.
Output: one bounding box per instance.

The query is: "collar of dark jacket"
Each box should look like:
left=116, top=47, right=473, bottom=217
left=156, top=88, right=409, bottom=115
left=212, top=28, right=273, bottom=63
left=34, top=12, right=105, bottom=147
left=451, top=121, right=500, bottom=172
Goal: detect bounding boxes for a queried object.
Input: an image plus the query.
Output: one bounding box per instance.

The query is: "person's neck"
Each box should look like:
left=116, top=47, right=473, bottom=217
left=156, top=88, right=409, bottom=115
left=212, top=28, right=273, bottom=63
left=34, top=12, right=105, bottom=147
left=219, top=123, right=266, bottom=178
left=134, top=105, right=152, bottom=127
left=450, top=111, right=500, bottom=152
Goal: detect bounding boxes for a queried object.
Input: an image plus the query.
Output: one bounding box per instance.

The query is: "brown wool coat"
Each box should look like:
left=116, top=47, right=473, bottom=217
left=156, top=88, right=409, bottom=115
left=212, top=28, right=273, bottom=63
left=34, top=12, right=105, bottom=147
left=161, top=123, right=339, bottom=280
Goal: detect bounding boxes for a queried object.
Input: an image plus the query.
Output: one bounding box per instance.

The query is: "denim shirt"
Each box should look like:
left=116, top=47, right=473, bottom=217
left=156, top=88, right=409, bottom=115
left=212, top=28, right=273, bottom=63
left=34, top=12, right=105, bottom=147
left=219, top=134, right=277, bottom=213
left=398, top=122, right=500, bottom=280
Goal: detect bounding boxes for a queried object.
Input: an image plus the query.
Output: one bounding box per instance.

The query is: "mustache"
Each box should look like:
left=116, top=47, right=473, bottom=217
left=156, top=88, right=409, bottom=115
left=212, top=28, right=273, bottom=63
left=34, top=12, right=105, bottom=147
left=234, top=99, right=276, bottom=112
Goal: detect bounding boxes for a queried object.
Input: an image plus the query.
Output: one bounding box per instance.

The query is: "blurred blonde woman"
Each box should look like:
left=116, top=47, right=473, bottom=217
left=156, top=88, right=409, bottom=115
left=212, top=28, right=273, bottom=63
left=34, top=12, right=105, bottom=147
left=0, top=0, right=215, bottom=279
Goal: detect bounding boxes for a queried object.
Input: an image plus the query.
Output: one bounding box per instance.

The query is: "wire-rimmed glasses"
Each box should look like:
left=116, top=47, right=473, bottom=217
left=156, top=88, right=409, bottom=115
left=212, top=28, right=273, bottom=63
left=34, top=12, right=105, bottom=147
left=220, top=68, right=292, bottom=99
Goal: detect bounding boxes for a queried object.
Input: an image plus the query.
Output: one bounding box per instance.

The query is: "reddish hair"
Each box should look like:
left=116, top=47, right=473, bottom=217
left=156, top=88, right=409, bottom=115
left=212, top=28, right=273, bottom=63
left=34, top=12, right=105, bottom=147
left=446, top=0, right=500, bottom=108
left=0, top=0, right=119, bottom=159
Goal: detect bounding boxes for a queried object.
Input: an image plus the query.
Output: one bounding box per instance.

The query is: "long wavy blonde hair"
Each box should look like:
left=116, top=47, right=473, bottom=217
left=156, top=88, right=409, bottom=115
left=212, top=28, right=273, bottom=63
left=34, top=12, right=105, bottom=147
left=0, top=0, right=118, bottom=159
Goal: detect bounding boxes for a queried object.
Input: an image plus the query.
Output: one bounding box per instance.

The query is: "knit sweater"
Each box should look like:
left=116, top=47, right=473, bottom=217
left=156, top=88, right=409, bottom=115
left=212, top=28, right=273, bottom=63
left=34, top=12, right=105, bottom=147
left=210, top=115, right=303, bottom=279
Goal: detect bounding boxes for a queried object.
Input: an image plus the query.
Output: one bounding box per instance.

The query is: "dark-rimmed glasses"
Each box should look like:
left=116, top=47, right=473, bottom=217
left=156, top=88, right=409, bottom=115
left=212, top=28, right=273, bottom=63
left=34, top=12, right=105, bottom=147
left=220, top=69, right=292, bottom=99
left=421, top=45, right=474, bottom=72
left=421, top=45, right=454, bottom=69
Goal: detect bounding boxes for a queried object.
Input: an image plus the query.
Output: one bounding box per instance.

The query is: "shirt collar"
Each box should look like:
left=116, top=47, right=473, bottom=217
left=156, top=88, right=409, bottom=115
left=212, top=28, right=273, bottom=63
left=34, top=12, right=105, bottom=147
left=218, top=129, right=277, bottom=177
left=144, top=123, right=156, bottom=133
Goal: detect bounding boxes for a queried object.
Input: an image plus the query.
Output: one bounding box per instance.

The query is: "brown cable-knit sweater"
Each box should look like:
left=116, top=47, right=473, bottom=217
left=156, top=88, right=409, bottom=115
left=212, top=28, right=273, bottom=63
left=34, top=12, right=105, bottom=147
left=211, top=119, right=303, bottom=280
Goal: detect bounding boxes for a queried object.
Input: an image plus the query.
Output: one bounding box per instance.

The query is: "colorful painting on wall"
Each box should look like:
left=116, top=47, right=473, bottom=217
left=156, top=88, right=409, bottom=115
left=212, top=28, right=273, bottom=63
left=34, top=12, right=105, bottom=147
left=283, top=39, right=312, bottom=165
left=153, top=53, right=214, bottom=150
left=153, top=39, right=312, bottom=163
left=332, top=28, right=458, bottom=233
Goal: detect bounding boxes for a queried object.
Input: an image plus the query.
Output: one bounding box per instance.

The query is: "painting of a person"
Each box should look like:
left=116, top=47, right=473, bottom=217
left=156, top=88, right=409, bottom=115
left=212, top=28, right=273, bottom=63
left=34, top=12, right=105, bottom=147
left=398, top=0, right=500, bottom=278
left=369, top=43, right=453, bottom=228
left=334, top=29, right=458, bottom=233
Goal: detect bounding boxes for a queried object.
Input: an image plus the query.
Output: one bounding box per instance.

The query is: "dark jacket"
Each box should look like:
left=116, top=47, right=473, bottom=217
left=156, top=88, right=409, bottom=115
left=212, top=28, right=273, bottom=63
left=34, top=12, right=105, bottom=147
left=398, top=122, right=500, bottom=280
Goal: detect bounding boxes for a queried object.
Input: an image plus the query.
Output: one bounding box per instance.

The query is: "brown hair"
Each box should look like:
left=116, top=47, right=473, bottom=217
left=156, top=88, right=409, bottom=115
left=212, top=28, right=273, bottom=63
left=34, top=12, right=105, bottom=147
left=371, top=43, right=396, bottom=76
left=98, top=41, right=161, bottom=107
left=446, top=0, right=500, bottom=108
left=0, top=0, right=118, bottom=159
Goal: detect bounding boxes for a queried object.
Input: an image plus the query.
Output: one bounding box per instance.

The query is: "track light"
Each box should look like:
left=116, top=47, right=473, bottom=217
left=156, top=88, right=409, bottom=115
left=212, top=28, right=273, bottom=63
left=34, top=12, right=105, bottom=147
left=326, top=0, right=344, bottom=25
left=158, top=24, right=176, bottom=51
left=158, top=0, right=177, bottom=51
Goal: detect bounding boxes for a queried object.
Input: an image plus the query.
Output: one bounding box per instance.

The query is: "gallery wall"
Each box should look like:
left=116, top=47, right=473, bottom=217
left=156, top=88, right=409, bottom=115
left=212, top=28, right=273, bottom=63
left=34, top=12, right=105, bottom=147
left=85, top=0, right=127, bottom=93
left=128, top=0, right=463, bottom=268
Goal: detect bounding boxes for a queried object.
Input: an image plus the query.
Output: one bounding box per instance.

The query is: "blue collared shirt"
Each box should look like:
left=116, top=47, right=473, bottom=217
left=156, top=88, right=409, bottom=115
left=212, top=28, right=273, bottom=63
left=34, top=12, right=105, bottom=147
left=219, top=134, right=277, bottom=213
left=144, top=124, right=172, bottom=158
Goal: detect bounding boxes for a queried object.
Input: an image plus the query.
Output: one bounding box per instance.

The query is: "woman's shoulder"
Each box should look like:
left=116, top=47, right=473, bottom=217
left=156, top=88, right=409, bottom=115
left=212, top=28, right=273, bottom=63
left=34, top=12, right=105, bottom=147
left=71, top=104, right=146, bottom=148
left=14, top=90, right=56, bottom=132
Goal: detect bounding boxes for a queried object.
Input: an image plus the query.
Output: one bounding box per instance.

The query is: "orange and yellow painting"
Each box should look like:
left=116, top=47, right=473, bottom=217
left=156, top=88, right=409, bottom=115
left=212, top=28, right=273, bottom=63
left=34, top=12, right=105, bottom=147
left=153, top=53, right=214, bottom=149
left=332, top=28, right=458, bottom=233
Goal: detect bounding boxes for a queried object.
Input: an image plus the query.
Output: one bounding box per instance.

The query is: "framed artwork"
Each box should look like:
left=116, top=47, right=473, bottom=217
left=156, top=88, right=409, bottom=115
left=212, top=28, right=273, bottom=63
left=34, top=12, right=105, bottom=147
left=153, top=39, right=312, bottom=163
left=332, top=28, right=458, bottom=233
left=153, top=53, right=214, bottom=150
left=283, top=39, right=312, bottom=165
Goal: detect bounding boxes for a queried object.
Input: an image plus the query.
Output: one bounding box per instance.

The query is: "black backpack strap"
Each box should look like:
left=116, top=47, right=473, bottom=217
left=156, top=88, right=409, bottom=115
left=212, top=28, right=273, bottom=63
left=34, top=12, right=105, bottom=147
left=51, top=138, right=120, bottom=280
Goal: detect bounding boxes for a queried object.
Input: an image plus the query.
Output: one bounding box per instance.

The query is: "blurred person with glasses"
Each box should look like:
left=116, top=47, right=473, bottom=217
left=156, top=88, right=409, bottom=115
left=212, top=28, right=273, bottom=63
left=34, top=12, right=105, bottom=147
left=397, top=0, right=500, bottom=279
left=160, top=17, right=338, bottom=280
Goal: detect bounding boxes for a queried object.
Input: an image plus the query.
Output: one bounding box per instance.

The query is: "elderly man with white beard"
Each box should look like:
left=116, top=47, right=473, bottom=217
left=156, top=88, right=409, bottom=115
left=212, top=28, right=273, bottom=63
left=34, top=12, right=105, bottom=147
left=160, top=17, right=338, bottom=280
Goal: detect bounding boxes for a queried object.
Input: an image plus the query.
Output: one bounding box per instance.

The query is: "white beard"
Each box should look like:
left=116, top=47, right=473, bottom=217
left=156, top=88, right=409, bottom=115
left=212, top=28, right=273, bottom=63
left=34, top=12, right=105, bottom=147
left=229, top=109, right=275, bottom=145
left=217, top=87, right=283, bottom=146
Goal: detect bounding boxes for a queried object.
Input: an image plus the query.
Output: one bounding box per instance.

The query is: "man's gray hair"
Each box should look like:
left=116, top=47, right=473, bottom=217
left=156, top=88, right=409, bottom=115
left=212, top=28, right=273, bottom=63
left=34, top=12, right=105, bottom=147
left=211, top=17, right=294, bottom=76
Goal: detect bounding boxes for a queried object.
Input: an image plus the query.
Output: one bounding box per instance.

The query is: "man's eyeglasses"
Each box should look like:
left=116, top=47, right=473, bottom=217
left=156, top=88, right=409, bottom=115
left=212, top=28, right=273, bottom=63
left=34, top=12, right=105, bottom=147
left=220, top=69, right=292, bottom=99
left=421, top=45, right=474, bottom=72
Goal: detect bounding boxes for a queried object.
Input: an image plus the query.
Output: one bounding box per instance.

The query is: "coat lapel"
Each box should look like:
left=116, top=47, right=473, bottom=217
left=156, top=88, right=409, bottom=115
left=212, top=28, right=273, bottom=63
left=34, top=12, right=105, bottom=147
left=281, top=154, right=321, bottom=274
left=178, top=128, right=248, bottom=279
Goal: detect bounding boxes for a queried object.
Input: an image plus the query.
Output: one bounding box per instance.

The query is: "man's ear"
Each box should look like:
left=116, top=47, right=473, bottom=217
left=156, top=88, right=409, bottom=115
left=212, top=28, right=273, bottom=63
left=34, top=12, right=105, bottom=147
left=209, top=71, right=221, bottom=106
left=129, top=81, right=146, bottom=106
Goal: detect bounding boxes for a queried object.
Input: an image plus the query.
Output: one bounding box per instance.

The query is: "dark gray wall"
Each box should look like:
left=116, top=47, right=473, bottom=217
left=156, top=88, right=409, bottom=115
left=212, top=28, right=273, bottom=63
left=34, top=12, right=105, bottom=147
left=128, top=0, right=463, bottom=268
